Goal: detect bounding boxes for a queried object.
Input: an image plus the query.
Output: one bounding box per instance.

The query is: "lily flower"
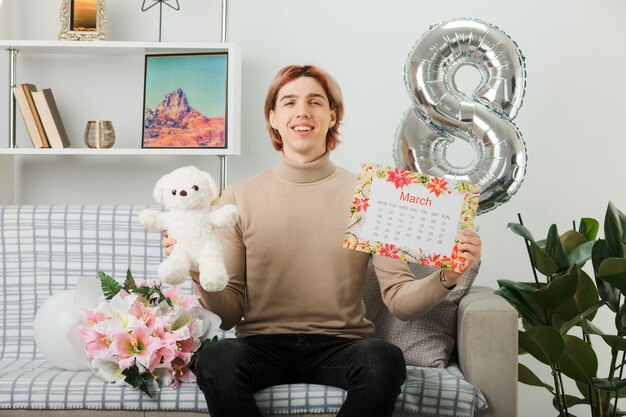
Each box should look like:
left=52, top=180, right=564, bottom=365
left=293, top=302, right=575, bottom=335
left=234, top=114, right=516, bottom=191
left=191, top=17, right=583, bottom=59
left=91, top=358, right=125, bottom=383
left=113, top=323, right=157, bottom=370
left=80, top=326, right=112, bottom=359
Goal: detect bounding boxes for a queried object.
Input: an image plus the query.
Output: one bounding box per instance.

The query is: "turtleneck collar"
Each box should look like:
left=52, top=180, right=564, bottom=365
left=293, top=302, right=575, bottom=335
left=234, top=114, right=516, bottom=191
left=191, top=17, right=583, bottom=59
left=273, top=151, right=337, bottom=184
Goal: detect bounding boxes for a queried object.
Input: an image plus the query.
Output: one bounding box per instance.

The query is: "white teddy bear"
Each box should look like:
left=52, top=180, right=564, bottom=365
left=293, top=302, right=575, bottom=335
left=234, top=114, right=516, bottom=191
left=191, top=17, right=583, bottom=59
left=138, top=165, right=239, bottom=292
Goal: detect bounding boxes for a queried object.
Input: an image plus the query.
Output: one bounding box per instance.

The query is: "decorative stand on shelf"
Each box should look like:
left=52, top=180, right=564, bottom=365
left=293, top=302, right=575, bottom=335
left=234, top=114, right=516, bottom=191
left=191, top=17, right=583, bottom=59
left=141, top=0, right=180, bottom=42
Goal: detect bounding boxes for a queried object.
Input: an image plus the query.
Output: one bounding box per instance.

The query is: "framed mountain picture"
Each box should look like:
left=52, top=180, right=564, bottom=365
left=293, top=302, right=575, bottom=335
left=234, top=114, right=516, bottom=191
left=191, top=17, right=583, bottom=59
left=142, top=52, right=228, bottom=149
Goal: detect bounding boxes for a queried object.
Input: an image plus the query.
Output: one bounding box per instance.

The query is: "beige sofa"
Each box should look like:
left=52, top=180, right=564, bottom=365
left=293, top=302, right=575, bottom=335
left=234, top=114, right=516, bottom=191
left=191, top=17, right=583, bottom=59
left=0, top=205, right=518, bottom=417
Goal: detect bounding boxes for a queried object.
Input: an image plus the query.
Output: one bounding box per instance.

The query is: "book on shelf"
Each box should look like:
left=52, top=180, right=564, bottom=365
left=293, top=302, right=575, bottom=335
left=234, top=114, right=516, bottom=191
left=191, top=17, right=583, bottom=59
left=31, top=89, right=71, bottom=148
left=11, top=83, right=50, bottom=148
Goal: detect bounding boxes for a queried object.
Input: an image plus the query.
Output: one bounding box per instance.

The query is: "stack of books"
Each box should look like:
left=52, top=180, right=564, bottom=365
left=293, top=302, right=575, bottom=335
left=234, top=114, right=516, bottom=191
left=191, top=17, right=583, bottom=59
left=11, top=83, right=71, bottom=148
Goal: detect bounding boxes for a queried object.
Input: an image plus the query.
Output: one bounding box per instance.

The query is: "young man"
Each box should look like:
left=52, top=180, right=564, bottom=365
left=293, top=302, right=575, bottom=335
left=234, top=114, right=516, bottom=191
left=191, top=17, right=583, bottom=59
left=165, top=65, right=482, bottom=417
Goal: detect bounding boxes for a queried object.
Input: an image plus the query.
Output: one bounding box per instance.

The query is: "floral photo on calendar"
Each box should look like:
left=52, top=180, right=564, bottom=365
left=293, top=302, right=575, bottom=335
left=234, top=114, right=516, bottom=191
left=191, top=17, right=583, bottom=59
left=344, top=163, right=480, bottom=272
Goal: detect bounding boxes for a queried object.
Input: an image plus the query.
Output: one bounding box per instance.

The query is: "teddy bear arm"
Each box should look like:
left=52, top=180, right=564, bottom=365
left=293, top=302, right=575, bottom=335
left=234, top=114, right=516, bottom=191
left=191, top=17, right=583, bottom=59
left=138, top=209, right=169, bottom=231
left=210, top=204, right=240, bottom=228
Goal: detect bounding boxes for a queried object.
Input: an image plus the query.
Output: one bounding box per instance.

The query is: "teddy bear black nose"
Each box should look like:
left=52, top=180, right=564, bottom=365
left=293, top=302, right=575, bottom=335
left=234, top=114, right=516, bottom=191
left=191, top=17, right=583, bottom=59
left=180, top=190, right=188, bottom=197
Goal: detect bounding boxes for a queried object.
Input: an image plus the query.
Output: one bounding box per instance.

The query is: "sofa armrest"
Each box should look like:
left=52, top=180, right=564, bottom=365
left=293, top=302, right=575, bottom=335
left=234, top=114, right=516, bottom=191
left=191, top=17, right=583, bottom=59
left=456, top=286, right=518, bottom=417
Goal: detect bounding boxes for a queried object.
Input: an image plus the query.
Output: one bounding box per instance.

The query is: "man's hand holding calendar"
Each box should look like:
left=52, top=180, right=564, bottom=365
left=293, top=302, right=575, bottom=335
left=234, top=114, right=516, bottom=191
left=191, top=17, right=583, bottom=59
left=345, top=164, right=482, bottom=282
left=440, top=228, right=482, bottom=289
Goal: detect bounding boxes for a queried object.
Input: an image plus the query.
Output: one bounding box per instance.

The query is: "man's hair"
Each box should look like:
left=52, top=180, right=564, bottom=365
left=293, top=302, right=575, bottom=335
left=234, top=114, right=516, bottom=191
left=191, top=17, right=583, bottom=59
left=264, top=65, right=344, bottom=151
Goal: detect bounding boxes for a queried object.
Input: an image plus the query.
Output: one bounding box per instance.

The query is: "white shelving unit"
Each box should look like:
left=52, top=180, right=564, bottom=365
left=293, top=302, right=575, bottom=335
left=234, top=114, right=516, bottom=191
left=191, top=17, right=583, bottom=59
left=0, top=40, right=241, bottom=204
left=0, top=147, right=237, bottom=155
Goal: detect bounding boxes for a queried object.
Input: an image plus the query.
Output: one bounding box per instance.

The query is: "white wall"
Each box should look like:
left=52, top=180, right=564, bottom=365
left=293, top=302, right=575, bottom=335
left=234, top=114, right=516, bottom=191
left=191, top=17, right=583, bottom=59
left=2, top=1, right=626, bottom=415
left=0, top=0, right=11, bottom=38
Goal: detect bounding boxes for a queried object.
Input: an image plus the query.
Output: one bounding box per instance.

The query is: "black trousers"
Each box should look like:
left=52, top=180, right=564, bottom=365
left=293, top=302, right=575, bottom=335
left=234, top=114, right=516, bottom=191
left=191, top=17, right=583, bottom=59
left=195, top=333, right=406, bottom=417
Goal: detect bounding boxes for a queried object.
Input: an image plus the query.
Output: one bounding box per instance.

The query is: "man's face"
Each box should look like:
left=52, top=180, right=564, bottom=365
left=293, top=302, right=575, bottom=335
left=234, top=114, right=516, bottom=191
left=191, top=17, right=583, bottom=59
left=270, top=76, right=336, bottom=163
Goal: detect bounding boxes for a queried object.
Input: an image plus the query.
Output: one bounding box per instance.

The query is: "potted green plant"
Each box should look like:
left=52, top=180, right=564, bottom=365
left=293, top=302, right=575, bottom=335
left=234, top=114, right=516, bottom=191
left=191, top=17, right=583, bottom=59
left=497, top=202, right=626, bottom=417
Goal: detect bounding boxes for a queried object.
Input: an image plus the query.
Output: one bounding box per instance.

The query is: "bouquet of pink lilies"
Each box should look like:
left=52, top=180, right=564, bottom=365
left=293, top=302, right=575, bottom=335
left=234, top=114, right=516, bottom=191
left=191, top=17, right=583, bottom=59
left=79, top=270, right=220, bottom=397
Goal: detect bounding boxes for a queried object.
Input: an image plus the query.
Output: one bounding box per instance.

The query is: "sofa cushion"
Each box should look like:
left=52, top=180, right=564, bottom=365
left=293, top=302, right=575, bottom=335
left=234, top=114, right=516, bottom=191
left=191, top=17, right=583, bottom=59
left=0, top=205, right=486, bottom=416
left=363, top=259, right=480, bottom=367
left=0, top=358, right=485, bottom=417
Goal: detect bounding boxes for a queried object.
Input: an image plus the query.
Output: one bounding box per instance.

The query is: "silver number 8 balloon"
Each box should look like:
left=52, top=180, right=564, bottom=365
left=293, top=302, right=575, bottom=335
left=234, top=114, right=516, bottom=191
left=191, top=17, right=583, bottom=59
left=394, top=18, right=527, bottom=215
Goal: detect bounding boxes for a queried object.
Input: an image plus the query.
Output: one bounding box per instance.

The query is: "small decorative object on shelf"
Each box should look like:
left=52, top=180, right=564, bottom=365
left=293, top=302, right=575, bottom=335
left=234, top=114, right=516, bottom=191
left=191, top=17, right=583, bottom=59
left=84, top=120, right=115, bottom=148
left=141, top=0, right=181, bottom=42
left=59, top=0, right=107, bottom=41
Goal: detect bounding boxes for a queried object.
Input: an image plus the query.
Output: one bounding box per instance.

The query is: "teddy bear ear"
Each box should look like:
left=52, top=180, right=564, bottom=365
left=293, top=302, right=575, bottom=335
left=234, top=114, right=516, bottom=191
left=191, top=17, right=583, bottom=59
left=202, top=171, right=219, bottom=200
left=153, top=174, right=168, bottom=205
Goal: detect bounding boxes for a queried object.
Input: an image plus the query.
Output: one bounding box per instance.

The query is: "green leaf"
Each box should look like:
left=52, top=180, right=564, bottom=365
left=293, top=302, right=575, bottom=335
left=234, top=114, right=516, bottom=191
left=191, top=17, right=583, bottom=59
left=605, top=202, right=625, bottom=258
left=519, top=326, right=564, bottom=366
left=123, top=269, right=137, bottom=292
left=530, top=241, right=558, bottom=277
left=618, top=304, right=626, bottom=335
left=576, top=380, right=593, bottom=400
left=580, top=318, right=626, bottom=351
left=135, top=285, right=153, bottom=300
left=518, top=363, right=554, bottom=392
left=558, top=335, right=598, bottom=383
left=498, top=279, right=543, bottom=293
left=591, top=377, right=626, bottom=393
left=525, top=268, right=578, bottom=309
left=518, top=343, right=527, bottom=355
left=579, top=217, right=600, bottom=242
left=560, top=230, right=588, bottom=256
left=615, top=379, right=626, bottom=391
left=579, top=317, right=604, bottom=336
left=592, top=239, right=611, bottom=273
left=552, top=268, right=600, bottom=328
left=566, top=241, right=595, bottom=269
left=552, top=394, right=589, bottom=411
left=122, top=365, right=156, bottom=398
left=617, top=203, right=626, bottom=243
left=133, top=282, right=171, bottom=307
left=563, top=395, right=589, bottom=407
left=154, top=284, right=173, bottom=307
left=546, top=224, right=570, bottom=272
left=558, top=301, right=604, bottom=335
left=99, top=271, right=122, bottom=300
left=507, top=222, right=556, bottom=276
left=507, top=222, right=559, bottom=277
left=497, top=280, right=552, bottom=305
left=593, top=240, right=621, bottom=312
left=496, top=285, right=544, bottom=326
left=598, top=258, right=626, bottom=293
left=189, top=335, right=219, bottom=372
left=508, top=223, right=536, bottom=242
left=140, top=372, right=156, bottom=398
left=619, top=384, right=626, bottom=398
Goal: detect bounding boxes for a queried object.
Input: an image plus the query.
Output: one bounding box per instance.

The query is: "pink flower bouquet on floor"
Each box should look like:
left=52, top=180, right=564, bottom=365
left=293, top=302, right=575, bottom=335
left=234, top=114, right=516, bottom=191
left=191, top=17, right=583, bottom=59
left=79, top=270, right=220, bottom=397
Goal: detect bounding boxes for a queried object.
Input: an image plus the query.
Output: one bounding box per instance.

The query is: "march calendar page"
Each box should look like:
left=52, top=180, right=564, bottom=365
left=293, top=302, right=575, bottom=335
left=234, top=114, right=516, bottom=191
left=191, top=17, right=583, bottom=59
left=344, top=163, right=480, bottom=273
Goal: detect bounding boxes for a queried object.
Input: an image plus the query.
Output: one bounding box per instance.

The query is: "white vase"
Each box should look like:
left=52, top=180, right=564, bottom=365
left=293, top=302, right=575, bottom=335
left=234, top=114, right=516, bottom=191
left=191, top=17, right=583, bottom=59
left=34, top=290, right=89, bottom=371
left=72, top=276, right=104, bottom=322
